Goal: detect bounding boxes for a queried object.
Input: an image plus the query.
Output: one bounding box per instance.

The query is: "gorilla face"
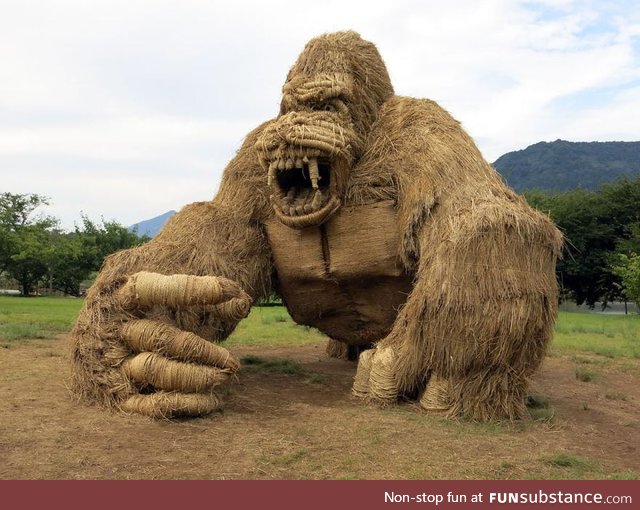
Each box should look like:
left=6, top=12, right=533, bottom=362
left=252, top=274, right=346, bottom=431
left=256, top=73, right=361, bottom=229
left=255, top=32, right=394, bottom=229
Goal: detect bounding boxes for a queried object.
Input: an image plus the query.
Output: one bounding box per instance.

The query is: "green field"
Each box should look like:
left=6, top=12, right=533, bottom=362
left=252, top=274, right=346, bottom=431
left=0, top=296, right=326, bottom=348
left=552, top=311, right=640, bottom=358
left=0, top=296, right=83, bottom=343
left=0, top=296, right=638, bottom=358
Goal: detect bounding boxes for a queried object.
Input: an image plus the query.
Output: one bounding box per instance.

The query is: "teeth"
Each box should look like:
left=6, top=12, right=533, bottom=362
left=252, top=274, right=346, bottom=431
left=274, top=156, right=331, bottom=217
left=280, top=188, right=329, bottom=217
left=298, top=188, right=311, bottom=204
left=308, top=158, right=320, bottom=190
left=294, top=189, right=310, bottom=216
left=268, top=161, right=277, bottom=187
left=312, top=190, right=325, bottom=210
left=283, top=187, right=296, bottom=204
left=301, top=188, right=314, bottom=214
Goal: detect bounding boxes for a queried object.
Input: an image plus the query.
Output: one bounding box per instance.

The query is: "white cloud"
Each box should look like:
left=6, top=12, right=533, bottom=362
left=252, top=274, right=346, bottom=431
left=0, top=116, right=254, bottom=161
left=1, top=0, right=639, bottom=228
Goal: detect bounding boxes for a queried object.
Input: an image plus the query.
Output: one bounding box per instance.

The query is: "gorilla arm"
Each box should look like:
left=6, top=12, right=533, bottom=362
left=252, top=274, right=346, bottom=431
left=70, top=125, right=275, bottom=417
left=354, top=98, right=562, bottom=420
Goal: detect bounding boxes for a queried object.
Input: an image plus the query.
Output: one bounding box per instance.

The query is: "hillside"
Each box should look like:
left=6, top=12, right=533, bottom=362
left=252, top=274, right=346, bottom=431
left=128, top=210, right=176, bottom=237
left=493, top=140, right=640, bottom=192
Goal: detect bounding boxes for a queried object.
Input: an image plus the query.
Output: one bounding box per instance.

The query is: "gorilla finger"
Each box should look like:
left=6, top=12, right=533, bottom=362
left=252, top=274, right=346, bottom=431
left=351, top=348, right=375, bottom=398
left=117, top=271, right=251, bottom=310
left=359, top=347, right=398, bottom=404
left=209, top=297, right=251, bottom=322
left=120, top=391, right=221, bottom=419
left=122, top=319, right=239, bottom=371
left=122, top=352, right=231, bottom=393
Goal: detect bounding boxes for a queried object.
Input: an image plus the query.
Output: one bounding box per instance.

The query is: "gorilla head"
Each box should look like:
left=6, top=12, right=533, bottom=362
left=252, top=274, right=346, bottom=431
left=256, top=31, right=394, bottom=228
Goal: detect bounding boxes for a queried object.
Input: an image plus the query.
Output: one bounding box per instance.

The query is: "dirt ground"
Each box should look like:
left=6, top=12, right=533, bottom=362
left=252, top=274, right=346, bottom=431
left=1, top=336, right=638, bottom=480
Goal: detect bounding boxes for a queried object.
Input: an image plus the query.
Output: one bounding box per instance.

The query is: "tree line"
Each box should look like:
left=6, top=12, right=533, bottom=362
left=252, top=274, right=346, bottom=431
left=0, top=192, right=148, bottom=296
left=524, top=176, right=640, bottom=308
left=1, top=184, right=639, bottom=308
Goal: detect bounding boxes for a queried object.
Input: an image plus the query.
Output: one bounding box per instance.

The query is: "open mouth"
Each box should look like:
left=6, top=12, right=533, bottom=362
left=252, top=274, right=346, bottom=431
left=268, top=156, right=341, bottom=228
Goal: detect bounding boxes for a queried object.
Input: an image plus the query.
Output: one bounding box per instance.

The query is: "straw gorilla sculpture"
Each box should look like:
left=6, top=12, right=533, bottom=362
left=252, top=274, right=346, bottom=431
left=71, top=31, right=562, bottom=421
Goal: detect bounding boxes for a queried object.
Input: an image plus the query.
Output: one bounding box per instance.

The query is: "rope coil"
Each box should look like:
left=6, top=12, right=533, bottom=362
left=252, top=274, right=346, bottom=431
left=121, top=319, right=240, bottom=371
left=120, top=392, right=221, bottom=419
left=118, top=272, right=250, bottom=310
left=122, top=352, right=231, bottom=393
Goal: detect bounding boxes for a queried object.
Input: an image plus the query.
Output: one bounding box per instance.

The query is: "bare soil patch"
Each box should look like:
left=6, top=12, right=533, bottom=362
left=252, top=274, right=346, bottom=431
left=1, top=337, right=638, bottom=479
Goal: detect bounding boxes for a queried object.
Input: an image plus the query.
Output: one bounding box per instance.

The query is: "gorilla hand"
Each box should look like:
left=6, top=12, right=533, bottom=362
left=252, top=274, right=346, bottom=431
left=108, top=272, right=250, bottom=418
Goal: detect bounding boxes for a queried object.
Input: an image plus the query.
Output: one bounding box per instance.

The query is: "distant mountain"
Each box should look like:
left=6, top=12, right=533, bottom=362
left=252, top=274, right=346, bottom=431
left=493, top=140, right=640, bottom=192
left=129, top=210, right=176, bottom=238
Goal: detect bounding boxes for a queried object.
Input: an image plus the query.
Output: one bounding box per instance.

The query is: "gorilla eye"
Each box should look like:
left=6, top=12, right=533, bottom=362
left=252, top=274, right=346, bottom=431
left=310, top=102, right=336, bottom=112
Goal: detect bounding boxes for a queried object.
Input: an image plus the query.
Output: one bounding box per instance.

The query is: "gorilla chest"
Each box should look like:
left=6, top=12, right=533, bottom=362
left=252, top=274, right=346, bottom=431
left=265, top=200, right=413, bottom=344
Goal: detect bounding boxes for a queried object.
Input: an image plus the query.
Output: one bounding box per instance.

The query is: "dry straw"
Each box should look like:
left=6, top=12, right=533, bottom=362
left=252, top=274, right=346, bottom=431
left=356, top=94, right=563, bottom=420
left=70, top=31, right=562, bottom=421
left=69, top=170, right=273, bottom=413
left=352, top=348, right=374, bottom=398
left=367, top=346, right=399, bottom=403
left=117, top=271, right=251, bottom=311
left=121, top=319, right=239, bottom=370
left=120, top=392, right=221, bottom=419
left=326, top=339, right=350, bottom=360
left=420, top=375, right=451, bottom=412
left=122, top=352, right=230, bottom=393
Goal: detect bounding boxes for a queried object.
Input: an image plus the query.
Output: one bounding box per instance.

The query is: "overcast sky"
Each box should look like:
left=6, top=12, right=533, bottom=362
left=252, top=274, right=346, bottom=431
left=1, top=0, right=639, bottom=230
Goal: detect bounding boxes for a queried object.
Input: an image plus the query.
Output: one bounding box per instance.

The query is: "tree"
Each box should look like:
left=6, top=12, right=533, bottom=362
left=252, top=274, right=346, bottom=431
left=47, top=217, right=149, bottom=296
left=0, top=192, right=51, bottom=230
left=1, top=192, right=149, bottom=296
left=48, top=231, right=90, bottom=296
left=524, top=177, right=640, bottom=307
left=4, top=223, right=58, bottom=296
left=613, top=254, right=640, bottom=307
left=0, top=193, right=57, bottom=295
left=525, top=189, right=617, bottom=306
left=600, top=178, right=640, bottom=255
left=75, top=215, right=149, bottom=271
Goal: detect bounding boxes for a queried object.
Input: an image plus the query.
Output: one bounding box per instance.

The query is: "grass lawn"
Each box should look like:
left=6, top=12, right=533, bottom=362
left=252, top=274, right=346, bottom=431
left=225, top=306, right=328, bottom=347
left=1, top=295, right=638, bottom=358
left=0, top=296, right=83, bottom=344
left=552, top=311, right=640, bottom=358
left=1, top=295, right=638, bottom=480
left=0, top=296, right=326, bottom=347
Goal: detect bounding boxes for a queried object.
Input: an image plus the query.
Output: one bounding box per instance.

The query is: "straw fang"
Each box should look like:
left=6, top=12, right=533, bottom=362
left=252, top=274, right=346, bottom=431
left=309, top=157, right=320, bottom=189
